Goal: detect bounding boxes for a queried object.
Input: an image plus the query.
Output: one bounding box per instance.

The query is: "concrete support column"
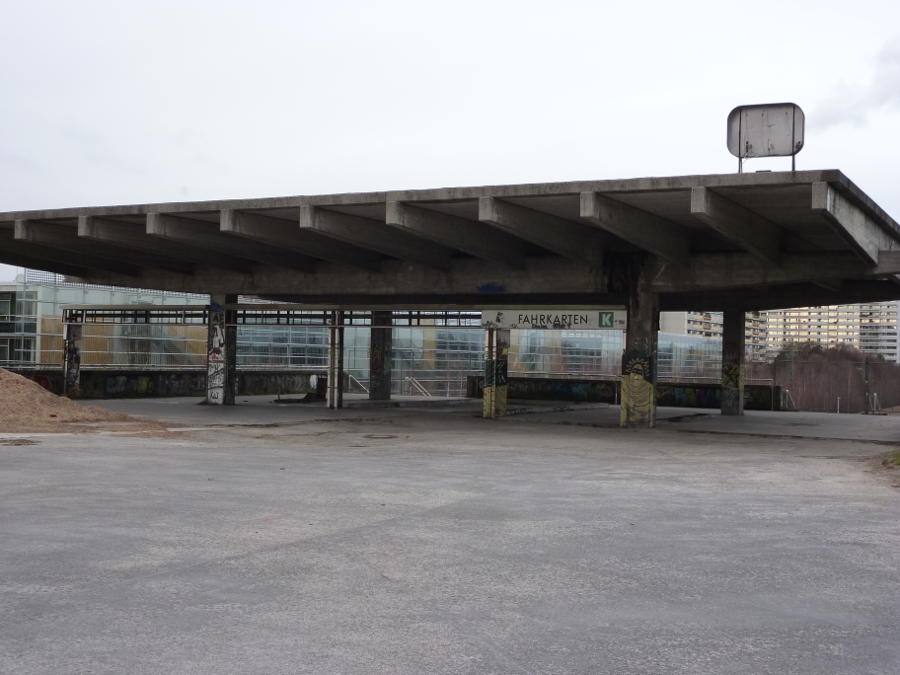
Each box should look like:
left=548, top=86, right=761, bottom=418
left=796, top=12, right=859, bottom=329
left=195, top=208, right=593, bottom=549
left=206, top=294, right=237, bottom=405
left=721, top=310, right=746, bottom=416
left=327, top=310, right=345, bottom=409
left=620, top=262, right=659, bottom=427
left=369, top=311, right=392, bottom=400
left=483, top=328, right=510, bottom=418
left=63, top=322, right=83, bottom=399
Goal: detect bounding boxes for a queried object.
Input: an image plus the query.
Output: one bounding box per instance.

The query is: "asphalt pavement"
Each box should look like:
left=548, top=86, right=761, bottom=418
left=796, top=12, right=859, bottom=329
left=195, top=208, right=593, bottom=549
left=2, top=399, right=899, bottom=674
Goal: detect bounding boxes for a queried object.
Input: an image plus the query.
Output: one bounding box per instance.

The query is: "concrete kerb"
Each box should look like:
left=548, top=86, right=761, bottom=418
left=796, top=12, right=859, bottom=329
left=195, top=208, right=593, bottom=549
left=54, top=395, right=900, bottom=445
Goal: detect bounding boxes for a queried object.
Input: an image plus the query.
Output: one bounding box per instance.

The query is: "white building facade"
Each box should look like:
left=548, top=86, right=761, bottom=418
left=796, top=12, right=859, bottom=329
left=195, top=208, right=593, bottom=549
left=763, top=302, right=900, bottom=362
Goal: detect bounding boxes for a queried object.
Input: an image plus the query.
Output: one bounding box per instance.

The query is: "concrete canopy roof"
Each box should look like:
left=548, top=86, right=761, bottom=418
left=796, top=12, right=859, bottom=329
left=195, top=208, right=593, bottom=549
left=2, top=170, right=899, bottom=311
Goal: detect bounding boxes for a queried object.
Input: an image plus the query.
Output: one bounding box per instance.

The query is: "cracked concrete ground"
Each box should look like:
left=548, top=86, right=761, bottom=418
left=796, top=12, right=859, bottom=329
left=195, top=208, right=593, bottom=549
left=2, top=399, right=899, bottom=674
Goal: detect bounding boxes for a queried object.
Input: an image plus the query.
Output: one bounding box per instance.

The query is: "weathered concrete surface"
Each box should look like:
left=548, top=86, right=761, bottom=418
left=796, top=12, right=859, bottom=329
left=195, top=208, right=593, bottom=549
left=2, top=404, right=899, bottom=674
left=368, top=312, right=392, bottom=401
left=5, top=170, right=900, bottom=311
left=721, top=310, right=745, bottom=415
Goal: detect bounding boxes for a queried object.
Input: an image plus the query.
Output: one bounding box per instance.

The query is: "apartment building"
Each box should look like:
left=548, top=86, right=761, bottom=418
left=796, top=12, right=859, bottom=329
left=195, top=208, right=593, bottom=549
left=659, top=311, right=768, bottom=361
left=764, top=302, right=900, bottom=362
left=658, top=303, right=900, bottom=363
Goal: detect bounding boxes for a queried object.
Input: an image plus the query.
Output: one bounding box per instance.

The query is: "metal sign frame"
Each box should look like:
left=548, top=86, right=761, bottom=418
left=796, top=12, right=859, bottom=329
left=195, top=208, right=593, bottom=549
left=727, top=102, right=805, bottom=173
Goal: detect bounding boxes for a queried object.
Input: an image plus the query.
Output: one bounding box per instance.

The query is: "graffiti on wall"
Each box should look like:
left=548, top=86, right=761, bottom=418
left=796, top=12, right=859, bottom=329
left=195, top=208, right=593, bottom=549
left=468, top=375, right=776, bottom=410
left=207, top=307, right=226, bottom=405
left=656, top=385, right=720, bottom=408
left=508, top=378, right=615, bottom=402
left=655, top=383, right=774, bottom=410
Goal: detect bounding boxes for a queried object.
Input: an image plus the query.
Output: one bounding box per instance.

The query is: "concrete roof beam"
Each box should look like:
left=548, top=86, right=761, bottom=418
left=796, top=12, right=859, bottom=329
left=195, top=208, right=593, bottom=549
left=876, top=250, right=900, bottom=276
left=579, top=192, right=690, bottom=264
left=0, top=251, right=89, bottom=277
left=8, top=223, right=139, bottom=276
left=385, top=201, right=530, bottom=267
left=148, top=212, right=315, bottom=272
left=478, top=197, right=605, bottom=265
left=3, top=172, right=899, bottom=309
left=75, top=216, right=203, bottom=273
left=665, top=280, right=900, bottom=313
left=0, top=227, right=93, bottom=277
left=299, top=206, right=453, bottom=271
left=812, top=182, right=897, bottom=264
left=651, top=252, right=869, bottom=292
left=14, top=218, right=186, bottom=274
left=221, top=209, right=381, bottom=272
left=690, top=187, right=782, bottom=264
left=78, top=215, right=252, bottom=272
left=83, top=256, right=600, bottom=299
left=812, top=280, right=844, bottom=292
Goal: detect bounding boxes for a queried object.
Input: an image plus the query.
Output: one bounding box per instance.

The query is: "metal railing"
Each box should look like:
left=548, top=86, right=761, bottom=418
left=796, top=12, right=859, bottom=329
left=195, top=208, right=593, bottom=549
left=404, top=377, right=433, bottom=397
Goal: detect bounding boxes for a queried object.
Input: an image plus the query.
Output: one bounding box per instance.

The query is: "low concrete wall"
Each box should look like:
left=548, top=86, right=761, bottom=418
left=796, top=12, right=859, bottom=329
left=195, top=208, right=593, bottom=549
left=466, top=376, right=781, bottom=411
left=656, top=382, right=780, bottom=411
left=11, top=368, right=327, bottom=399
left=467, top=375, right=617, bottom=403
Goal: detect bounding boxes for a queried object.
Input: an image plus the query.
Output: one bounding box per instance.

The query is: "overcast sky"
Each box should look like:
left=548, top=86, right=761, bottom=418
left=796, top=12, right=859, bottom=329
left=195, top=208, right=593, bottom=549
left=2, top=0, right=899, bottom=281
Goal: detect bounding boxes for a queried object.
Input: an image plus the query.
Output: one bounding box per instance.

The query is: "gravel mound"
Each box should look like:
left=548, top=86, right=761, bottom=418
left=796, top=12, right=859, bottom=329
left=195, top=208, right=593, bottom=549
left=0, top=368, right=133, bottom=429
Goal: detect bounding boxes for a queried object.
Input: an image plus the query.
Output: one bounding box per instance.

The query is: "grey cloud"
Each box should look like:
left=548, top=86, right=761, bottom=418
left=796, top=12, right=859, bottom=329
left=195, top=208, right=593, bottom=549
left=868, top=40, right=900, bottom=108
left=816, top=38, right=900, bottom=129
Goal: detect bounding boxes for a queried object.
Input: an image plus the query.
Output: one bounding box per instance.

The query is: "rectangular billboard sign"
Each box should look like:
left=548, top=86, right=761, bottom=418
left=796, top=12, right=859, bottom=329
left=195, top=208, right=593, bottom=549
left=481, top=308, right=627, bottom=330
left=727, top=102, right=804, bottom=159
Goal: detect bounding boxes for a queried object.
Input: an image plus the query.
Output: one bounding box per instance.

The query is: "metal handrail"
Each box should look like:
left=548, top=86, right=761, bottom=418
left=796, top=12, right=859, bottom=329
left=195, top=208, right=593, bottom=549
left=348, top=373, right=369, bottom=394
left=405, top=376, right=432, bottom=397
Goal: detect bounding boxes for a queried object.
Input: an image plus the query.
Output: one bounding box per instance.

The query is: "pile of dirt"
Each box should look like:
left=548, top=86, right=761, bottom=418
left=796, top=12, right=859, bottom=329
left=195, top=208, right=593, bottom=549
left=0, top=368, right=139, bottom=432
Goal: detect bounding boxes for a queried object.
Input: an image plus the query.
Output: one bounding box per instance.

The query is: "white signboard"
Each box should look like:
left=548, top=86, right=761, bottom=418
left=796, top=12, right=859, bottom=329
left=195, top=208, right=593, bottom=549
left=727, top=102, right=804, bottom=159
left=481, top=308, right=626, bottom=330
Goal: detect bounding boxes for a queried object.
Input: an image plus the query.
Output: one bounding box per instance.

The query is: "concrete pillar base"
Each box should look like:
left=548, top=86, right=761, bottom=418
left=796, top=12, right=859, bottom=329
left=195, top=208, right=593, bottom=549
left=721, top=310, right=746, bottom=416
left=620, top=258, right=659, bottom=428
left=327, top=311, right=344, bottom=409
left=369, top=311, right=392, bottom=401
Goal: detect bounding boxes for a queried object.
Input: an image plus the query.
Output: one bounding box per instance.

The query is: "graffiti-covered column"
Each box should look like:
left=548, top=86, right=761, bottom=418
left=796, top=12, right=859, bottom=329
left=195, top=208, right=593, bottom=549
left=206, top=294, right=237, bottom=405
left=327, top=310, right=345, bottom=409
left=63, top=319, right=83, bottom=399
left=369, top=311, right=392, bottom=401
left=483, top=328, right=510, bottom=418
left=721, top=310, right=746, bottom=415
left=620, top=259, right=659, bottom=427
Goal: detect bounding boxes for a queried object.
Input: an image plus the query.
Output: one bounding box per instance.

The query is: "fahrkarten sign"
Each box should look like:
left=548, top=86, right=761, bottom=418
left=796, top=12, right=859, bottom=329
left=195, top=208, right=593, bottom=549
left=481, top=308, right=626, bottom=330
